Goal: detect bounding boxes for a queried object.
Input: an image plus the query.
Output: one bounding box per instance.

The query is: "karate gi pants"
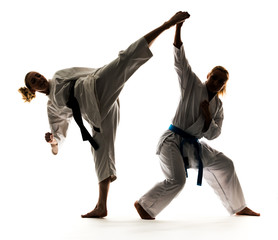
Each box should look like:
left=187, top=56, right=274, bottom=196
left=138, top=135, right=247, bottom=217
left=91, top=37, right=153, bottom=183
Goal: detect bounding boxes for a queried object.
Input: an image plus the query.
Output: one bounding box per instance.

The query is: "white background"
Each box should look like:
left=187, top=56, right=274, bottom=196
left=1, top=0, right=277, bottom=239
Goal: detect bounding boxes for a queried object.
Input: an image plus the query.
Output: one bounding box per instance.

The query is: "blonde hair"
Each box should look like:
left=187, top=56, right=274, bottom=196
left=18, top=72, right=36, bottom=102
left=18, top=87, right=36, bottom=102
left=210, top=66, right=229, bottom=97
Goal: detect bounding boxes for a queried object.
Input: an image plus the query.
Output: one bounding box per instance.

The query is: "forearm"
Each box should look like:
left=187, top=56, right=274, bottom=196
left=202, top=109, right=223, bottom=140
left=202, top=118, right=212, bottom=132
left=200, top=100, right=212, bottom=132
left=203, top=118, right=222, bottom=140
left=174, top=24, right=183, bottom=49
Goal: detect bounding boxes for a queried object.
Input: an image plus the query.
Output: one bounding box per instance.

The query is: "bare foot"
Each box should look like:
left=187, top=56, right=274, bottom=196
left=81, top=205, right=107, bottom=218
left=166, top=11, right=190, bottom=28
left=236, top=207, right=260, bottom=216
left=134, top=201, right=155, bottom=220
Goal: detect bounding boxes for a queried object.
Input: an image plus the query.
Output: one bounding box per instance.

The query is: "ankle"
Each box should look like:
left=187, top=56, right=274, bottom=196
left=96, top=203, right=107, bottom=211
left=162, top=21, right=171, bottom=29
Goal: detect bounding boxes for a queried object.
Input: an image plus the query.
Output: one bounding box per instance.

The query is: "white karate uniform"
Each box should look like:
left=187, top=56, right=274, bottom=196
left=47, top=37, right=153, bottom=182
left=138, top=44, right=246, bottom=217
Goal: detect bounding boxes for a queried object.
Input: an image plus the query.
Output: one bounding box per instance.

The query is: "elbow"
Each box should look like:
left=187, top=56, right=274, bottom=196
left=204, top=129, right=221, bottom=140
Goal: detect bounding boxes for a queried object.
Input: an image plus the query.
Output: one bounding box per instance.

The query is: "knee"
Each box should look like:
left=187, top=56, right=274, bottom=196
left=225, top=158, right=235, bottom=172
left=220, top=156, right=237, bottom=182
left=217, top=153, right=235, bottom=172
left=167, top=175, right=186, bottom=192
left=174, top=177, right=186, bottom=192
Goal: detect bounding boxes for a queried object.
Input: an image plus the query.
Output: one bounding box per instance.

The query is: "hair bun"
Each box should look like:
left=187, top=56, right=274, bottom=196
left=18, top=87, right=36, bottom=102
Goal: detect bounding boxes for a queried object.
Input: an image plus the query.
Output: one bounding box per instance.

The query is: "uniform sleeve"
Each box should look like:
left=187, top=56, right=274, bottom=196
left=203, top=102, right=224, bottom=140
left=47, top=100, right=72, bottom=146
left=174, top=44, right=200, bottom=90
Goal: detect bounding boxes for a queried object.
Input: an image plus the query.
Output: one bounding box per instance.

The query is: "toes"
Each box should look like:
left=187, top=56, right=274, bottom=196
left=81, top=209, right=107, bottom=218
left=236, top=207, right=260, bottom=216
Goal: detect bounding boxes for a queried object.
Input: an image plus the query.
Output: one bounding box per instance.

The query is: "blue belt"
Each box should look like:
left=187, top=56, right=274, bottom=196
left=169, top=124, right=203, bottom=186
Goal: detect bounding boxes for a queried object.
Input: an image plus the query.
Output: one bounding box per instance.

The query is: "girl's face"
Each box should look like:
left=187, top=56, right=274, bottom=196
left=26, top=72, right=49, bottom=93
left=206, top=69, right=228, bottom=93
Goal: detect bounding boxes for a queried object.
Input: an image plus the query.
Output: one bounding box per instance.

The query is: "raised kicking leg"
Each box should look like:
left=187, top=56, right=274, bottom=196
left=81, top=177, right=111, bottom=218
left=95, top=11, right=190, bottom=119
left=82, top=12, right=190, bottom=219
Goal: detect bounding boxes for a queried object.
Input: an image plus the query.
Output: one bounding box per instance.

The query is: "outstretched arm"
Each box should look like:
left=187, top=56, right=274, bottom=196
left=144, top=11, right=190, bottom=47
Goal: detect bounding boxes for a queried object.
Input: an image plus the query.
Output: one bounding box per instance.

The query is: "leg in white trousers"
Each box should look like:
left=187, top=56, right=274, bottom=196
left=139, top=137, right=186, bottom=218
left=95, top=37, right=152, bottom=120
left=203, top=152, right=246, bottom=215
left=92, top=37, right=152, bottom=183
left=138, top=138, right=246, bottom=218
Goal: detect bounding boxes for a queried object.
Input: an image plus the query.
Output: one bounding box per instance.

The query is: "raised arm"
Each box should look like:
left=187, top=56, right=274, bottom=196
left=174, top=22, right=184, bottom=49
left=173, top=19, right=201, bottom=91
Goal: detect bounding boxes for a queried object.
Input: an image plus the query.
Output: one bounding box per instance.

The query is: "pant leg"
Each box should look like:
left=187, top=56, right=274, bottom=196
left=138, top=137, right=186, bottom=218
left=91, top=100, right=120, bottom=183
left=95, top=37, right=153, bottom=119
left=203, top=152, right=246, bottom=214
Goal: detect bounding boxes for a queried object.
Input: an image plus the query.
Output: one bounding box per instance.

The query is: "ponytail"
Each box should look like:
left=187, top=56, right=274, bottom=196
left=18, top=86, right=36, bottom=102
left=18, top=72, right=36, bottom=102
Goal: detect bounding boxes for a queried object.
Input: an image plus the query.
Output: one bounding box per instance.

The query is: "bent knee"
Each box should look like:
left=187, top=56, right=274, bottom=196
left=167, top=175, right=186, bottom=190
left=225, top=158, right=235, bottom=172
left=217, top=153, right=235, bottom=171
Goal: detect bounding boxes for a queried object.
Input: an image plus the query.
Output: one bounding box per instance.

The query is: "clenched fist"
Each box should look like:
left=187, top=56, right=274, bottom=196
left=45, top=132, right=58, bottom=155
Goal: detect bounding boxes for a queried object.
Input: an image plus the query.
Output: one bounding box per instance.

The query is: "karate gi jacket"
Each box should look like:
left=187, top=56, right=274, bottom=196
left=157, top=45, right=224, bottom=168
left=47, top=67, right=101, bottom=146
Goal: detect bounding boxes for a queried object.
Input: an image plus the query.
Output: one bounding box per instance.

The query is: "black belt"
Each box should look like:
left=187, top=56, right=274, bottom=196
left=169, top=124, right=203, bottom=186
left=66, top=80, right=99, bottom=150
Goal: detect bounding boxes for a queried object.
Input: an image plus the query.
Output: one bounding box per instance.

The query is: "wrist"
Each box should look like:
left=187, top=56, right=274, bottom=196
left=50, top=138, right=58, bottom=145
left=174, top=41, right=183, bottom=49
left=176, top=24, right=182, bottom=30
